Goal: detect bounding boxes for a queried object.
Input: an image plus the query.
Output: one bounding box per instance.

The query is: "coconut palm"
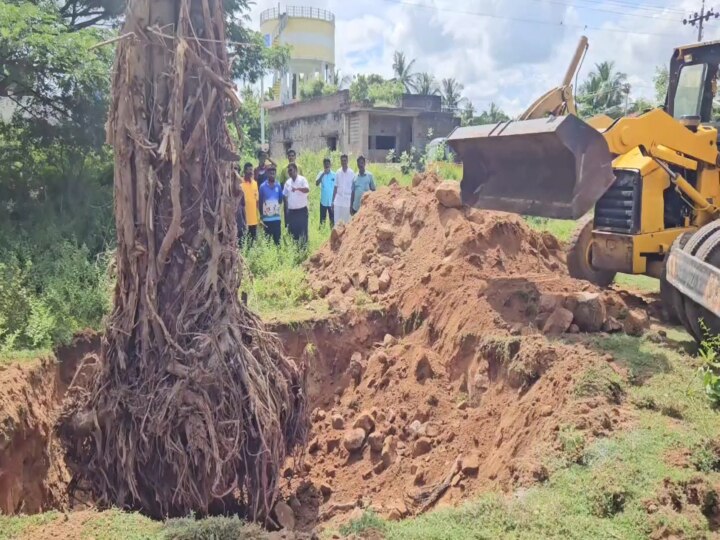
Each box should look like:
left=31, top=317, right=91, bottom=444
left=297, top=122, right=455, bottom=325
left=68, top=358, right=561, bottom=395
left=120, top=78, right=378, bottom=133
left=441, top=78, right=464, bottom=112
left=578, top=61, right=628, bottom=117
left=415, top=72, right=439, bottom=95
left=392, top=51, right=418, bottom=93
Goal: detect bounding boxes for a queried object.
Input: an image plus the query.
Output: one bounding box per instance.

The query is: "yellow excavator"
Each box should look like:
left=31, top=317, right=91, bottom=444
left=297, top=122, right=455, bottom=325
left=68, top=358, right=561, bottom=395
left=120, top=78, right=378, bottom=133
left=447, top=39, right=720, bottom=341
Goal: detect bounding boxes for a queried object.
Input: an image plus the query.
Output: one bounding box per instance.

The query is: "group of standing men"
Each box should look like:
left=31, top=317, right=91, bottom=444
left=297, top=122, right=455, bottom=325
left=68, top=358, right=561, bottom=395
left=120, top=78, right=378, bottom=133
left=235, top=148, right=376, bottom=247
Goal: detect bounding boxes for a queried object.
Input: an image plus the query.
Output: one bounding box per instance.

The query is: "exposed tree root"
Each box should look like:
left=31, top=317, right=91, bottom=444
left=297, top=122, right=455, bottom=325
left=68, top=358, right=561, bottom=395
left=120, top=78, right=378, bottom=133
left=58, top=0, right=307, bottom=520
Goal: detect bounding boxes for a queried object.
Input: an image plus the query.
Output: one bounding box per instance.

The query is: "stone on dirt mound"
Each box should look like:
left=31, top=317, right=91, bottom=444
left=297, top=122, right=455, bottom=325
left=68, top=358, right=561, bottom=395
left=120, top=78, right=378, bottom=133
left=543, top=307, right=574, bottom=335
left=572, top=293, right=607, bottom=332
left=435, top=181, right=463, bottom=208
left=343, top=428, right=366, bottom=452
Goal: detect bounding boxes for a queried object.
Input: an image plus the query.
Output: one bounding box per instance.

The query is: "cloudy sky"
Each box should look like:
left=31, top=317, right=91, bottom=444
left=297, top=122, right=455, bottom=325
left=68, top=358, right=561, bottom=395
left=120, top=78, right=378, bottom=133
left=246, top=0, right=720, bottom=115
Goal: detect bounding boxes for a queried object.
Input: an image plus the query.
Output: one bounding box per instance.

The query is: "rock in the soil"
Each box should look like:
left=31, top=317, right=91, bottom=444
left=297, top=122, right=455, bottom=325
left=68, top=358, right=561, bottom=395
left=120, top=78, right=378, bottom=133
left=624, top=309, right=650, bottom=336
left=340, top=276, right=352, bottom=293
left=330, top=225, right=345, bottom=250
left=331, top=414, right=345, bottom=430
left=387, top=501, right=408, bottom=521
left=412, top=437, right=433, bottom=457
left=349, top=352, right=364, bottom=385
left=414, top=353, right=435, bottom=382
left=313, top=409, right=326, bottom=422
left=381, top=435, right=398, bottom=467
left=368, top=275, right=380, bottom=294
left=319, top=482, right=333, bottom=497
left=461, top=454, right=480, bottom=476
left=602, top=316, right=623, bottom=333
left=379, top=269, right=392, bottom=292
left=274, top=501, right=296, bottom=531
left=408, top=419, right=426, bottom=438
left=435, top=181, right=463, bottom=208
left=343, top=428, right=367, bottom=452
left=572, top=293, right=607, bottom=332
left=569, top=324, right=580, bottom=334
left=542, top=307, right=574, bottom=335
left=383, top=334, right=397, bottom=347
left=368, top=431, right=385, bottom=452
left=351, top=269, right=369, bottom=289
left=538, top=293, right=563, bottom=313
left=353, top=411, right=375, bottom=433
left=376, top=224, right=395, bottom=242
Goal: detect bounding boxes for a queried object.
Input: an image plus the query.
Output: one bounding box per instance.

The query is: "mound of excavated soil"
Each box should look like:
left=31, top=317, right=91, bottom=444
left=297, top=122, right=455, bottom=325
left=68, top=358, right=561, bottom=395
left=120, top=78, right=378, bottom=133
left=308, top=173, right=647, bottom=340
left=282, top=174, right=641, bottom=526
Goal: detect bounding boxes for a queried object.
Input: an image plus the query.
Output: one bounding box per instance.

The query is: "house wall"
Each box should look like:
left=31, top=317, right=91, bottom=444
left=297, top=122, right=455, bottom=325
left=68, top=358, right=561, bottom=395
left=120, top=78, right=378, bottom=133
left=266, top=91, right=350, bottom=158
left=412, top=112, right=461, bottom=150
left=266, top=90, right=459, bottom=161
left=367, top=114, right=414, bottom=162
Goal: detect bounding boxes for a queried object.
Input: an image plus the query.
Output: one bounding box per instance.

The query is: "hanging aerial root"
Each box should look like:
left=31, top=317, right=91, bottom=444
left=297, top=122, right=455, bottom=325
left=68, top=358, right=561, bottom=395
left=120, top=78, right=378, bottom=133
left=58, top=0, right=307, bottom=521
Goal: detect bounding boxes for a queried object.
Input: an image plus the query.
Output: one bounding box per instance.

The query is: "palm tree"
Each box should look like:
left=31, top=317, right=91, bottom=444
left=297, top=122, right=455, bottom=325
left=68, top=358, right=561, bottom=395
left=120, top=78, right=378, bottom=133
left=578, top=61, right=628, bottom=117
left=415, top=72, right=439, bottom=95
left=392, top=51, right=417, bottom=93
left=441, top=78, right=464, bottom=112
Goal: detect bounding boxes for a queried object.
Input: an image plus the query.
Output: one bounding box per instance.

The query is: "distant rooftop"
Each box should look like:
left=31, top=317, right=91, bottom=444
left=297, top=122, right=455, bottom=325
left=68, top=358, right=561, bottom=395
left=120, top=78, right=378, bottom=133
left=260, top=5, right=335, bottom=24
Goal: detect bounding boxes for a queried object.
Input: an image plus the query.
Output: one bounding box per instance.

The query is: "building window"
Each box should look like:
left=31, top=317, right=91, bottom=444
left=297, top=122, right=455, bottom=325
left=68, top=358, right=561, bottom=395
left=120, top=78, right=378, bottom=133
left=374, top=135, right=396, bottom=150
left=326, top=136, right=337, bottom=152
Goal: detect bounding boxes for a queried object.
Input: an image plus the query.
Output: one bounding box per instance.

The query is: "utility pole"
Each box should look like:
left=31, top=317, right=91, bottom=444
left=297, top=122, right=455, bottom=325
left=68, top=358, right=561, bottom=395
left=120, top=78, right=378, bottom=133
left=684, top=0, right=720, bottom=42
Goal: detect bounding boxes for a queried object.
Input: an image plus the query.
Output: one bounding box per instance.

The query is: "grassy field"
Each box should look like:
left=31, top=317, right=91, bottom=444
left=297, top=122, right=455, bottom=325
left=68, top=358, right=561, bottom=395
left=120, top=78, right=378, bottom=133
left=338, top=329, right=720, bottom=539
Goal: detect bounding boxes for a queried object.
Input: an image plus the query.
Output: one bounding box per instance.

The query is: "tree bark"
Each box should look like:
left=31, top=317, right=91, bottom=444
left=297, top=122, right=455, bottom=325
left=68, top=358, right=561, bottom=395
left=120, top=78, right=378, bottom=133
left=59, top=0, right=307, bottom=520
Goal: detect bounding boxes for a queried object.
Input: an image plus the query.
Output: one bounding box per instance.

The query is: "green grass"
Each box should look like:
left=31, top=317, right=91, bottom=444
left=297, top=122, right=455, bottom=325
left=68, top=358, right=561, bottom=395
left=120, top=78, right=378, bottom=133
left=524, top=216, right=576, bottom=242
left=0, top=511, right=266, bottom=540
left=0, top=349, right=50, bottom=366
left=615, top=273, right=660, bottom=293
left=338, top=330, right=720, bottom=539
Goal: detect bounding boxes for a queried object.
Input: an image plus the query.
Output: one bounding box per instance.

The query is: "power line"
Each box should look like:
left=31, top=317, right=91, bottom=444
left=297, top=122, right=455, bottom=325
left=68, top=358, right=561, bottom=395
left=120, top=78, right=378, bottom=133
left=379, top=0, right=678, bottom=37
left=575, top=0, right=686, bottom=15
left=525, top=0, right=678, bottom=21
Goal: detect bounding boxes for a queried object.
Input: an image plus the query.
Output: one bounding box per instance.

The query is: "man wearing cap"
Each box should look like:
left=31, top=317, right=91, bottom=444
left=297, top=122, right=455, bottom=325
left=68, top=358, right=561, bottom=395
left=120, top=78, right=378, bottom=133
left=283, top=163, right=310, bottom=245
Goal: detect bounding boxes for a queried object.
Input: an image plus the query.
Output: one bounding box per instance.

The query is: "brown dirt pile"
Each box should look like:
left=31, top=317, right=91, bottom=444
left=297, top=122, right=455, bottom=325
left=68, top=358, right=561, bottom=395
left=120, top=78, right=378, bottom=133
left=283, top=173, right=640, bottom=526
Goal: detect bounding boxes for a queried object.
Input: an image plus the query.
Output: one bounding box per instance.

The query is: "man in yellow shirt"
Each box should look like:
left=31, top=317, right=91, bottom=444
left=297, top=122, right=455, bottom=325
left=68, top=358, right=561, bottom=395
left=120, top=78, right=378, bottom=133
left=240, top=162, right=259, bottom=245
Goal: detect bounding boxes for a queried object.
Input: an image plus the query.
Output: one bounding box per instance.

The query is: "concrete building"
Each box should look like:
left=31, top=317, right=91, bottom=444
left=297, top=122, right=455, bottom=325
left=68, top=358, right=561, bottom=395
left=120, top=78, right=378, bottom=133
left=260, top=6, right=335, bottom=105
left=267, top=90, right=460, bottom=162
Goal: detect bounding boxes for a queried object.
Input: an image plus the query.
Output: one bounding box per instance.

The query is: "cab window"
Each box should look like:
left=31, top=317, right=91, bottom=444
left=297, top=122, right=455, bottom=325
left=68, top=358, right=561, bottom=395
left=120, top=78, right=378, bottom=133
left=673, top=63, right=707, bottom=119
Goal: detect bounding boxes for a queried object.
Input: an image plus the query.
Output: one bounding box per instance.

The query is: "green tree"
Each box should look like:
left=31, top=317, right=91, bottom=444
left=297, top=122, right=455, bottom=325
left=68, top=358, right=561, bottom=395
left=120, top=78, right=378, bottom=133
left=477, top=102, right=510, bottom=123
left=441, top=78, right=464, bottom=112
left=298, top=78, right=338, bottom=100
left=460, top=102, right=475, bottom=126
left=577, top=61, right=628, bottom=117
left=392, top=50, right=417, bottom=93
left=415, top=72, right=439, bottom=95
left=654, top=65, right=669, bottom=105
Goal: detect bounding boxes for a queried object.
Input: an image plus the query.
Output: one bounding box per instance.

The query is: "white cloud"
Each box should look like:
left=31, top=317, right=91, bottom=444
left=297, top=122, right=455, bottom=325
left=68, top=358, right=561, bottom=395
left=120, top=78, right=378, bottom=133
left=250, top=0, right=720, bottom=115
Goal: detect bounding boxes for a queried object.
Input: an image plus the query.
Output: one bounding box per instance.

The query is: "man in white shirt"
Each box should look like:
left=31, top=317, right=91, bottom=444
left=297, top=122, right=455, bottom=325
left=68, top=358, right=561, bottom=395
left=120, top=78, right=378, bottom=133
left=283, top=163, right=310, bottom=245
left=334, top=154, right=355, bottom=225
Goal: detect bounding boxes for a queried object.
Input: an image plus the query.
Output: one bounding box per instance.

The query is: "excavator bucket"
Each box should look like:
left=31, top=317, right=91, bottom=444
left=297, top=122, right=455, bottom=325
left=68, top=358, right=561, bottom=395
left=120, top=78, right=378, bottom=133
left=446, top=115, right=615, bottom=220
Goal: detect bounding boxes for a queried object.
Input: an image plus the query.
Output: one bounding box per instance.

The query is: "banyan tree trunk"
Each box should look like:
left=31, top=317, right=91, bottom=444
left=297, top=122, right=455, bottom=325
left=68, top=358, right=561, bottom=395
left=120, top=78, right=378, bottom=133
left=59, top=0, right=306, bottom=519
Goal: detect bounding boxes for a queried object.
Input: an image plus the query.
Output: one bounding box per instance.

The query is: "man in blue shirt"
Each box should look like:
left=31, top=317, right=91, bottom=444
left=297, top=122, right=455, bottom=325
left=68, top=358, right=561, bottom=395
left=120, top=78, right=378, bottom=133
left=258, top=164, right=283, bottom=245
left=315, top=157, right=337, bottom=228
left=351, top=155, right=376, bottom=215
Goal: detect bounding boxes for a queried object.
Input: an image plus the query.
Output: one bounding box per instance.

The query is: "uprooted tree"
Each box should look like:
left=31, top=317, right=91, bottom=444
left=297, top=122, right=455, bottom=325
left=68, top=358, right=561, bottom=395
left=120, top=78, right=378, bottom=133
left=59, top=0, right=307, bottom=519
